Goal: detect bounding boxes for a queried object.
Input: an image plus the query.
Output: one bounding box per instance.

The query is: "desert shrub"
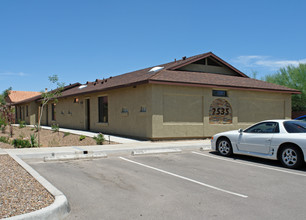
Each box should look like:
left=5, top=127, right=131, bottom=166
left=12, top=138, right=31, bottom=148
left=0, top=136, right=9, bottom=143
left=51, top=123, right=59, bottom=133
left=30, top=134, right=38, bottom=147
left=79, top=135, right=86, bottom=141
left=0, top=117, right=7, bottom=133
left=93, top=133, right=105, bottom=145
left=19, top=120, right=26, bottom=128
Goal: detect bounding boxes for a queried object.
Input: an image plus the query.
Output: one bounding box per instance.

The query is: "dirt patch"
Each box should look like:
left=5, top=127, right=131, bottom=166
left=0, top=126, right=115, bottom=149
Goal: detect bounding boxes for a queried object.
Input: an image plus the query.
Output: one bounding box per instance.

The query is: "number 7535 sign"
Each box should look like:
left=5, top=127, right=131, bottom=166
left=211, top=107, right=230, bottom=116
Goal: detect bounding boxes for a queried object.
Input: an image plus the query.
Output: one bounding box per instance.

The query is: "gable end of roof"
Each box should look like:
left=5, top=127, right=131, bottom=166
left=167, top=52, right=248, bottom=78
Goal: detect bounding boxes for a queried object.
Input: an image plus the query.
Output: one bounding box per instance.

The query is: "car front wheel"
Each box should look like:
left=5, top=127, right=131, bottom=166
left=280, top=146, right=303, bottom=169
left=217, top=138, right=233, bottom=156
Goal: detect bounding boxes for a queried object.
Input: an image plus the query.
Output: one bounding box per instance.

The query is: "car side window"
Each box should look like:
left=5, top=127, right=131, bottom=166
left=244, top=122, right=279, bottom=133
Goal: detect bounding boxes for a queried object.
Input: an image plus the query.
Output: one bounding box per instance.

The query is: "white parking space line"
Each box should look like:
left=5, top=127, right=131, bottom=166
left=119, top=156, right=248, bottom=198
left=192, top=151, right=306, bottom=177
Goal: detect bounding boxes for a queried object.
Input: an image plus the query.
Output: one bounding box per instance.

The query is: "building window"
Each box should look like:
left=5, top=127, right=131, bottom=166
left=140, top=106, right=147, bottom=112
left=52, top=103, right=56, bottom=121
left=73, top=98, right=79, bottom=103
left=98, top=96, right=108, bottom=123
left=212, top=90, right=227, bottom=97
left=121, top=107, right=128, bottom=113
left=26, top=105, right=28, bottom=117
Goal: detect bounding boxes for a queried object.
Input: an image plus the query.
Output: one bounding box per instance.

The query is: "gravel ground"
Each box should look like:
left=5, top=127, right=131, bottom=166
left=0, top=155, right=54, bottom=218
left=0, top=126, right=116, bottom=149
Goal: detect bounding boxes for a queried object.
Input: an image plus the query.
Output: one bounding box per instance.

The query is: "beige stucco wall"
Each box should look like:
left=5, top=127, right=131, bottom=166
left=15, top=102, right=39, bottom=125
left=46, top=84, right=152, bottom=139
left=15, top=83, right=292, bottom=140
left=150, top=84, right=292, bottom=139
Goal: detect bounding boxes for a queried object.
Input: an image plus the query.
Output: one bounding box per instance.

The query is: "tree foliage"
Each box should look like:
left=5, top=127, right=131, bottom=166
left=37, top=75, right=64, bottom=146
left=265, top=64, right=306, bottom=111
left=0, top=87, right=14, bottom=137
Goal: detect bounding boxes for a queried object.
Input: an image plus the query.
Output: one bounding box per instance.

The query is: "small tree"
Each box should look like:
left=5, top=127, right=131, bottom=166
left=37, top=75, right=64, bottom=146
left=0, top=87, right=14, bottom=137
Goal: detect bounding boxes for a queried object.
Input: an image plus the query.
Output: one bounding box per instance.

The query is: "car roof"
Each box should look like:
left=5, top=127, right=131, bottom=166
left=261, top=119, right=289, bottom=123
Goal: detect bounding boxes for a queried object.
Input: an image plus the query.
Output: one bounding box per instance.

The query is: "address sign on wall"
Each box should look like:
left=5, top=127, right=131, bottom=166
left=209, top=99, right=232, bottom=124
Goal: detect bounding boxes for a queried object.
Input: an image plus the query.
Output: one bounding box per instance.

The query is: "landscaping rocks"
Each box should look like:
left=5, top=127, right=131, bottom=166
left=0, top=155, right=54, bottom=218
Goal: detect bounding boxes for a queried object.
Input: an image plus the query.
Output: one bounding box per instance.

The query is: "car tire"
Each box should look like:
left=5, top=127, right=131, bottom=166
left=279, top=145, right=303, bottom=169
left=217, top=138, right=233, bottom=157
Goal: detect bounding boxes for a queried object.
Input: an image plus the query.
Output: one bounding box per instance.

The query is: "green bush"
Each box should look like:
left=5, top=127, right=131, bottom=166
left=0, top=117, right=7, bottom=133
left=51, top=123, right=59, bottom=132
left=19, top=120, right=26, bottom=128
left=93, top=133, right=105, bottom=145
left=30, top=134, right=38, bottom=147
left=12, top=138, right=31, bottom=148
left=79, top=135, right=86, bottom=141
left=0, top=136, right=9, bottom=143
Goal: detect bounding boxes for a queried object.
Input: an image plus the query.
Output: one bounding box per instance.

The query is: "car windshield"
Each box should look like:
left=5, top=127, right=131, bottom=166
left=283, top=121, right=306, bottom=133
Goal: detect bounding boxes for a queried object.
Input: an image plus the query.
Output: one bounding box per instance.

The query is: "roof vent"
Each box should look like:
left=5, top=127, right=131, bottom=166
left=148, top=66, right=164, bottom=73
left=79, top=85, right=87, bottom=89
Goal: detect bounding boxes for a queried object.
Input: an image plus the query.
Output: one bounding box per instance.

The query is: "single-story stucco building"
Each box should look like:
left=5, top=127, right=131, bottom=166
left=14, top=52, right=299, bottom=140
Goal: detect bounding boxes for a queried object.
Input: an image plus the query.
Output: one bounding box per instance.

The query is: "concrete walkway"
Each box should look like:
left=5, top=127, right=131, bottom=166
left=7, top=125, right=211, bottom=160
left=5, top=139, right=211, bottom=160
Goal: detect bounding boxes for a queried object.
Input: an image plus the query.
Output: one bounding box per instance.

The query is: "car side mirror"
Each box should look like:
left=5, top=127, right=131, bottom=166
left=238, top=128, right=243, bottom=133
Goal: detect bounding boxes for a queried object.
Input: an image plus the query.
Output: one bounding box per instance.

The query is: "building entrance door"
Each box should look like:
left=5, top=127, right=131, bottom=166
left=85, top=99, right=90, bottom=130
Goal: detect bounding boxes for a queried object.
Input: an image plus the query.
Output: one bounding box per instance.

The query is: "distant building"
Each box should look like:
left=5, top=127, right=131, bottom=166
left=13, top=52, right=299, bottom=139
left=6, top=91, right=42, bottom=106
left=5, top=91, right=41, bottom=123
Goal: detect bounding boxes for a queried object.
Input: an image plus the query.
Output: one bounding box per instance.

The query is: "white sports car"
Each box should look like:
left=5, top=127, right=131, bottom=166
left=211, top=120, right=306, bottom=169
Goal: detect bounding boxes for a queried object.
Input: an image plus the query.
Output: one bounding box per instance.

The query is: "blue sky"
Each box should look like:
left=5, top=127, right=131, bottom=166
left=0, top=0, right=305, bottom=92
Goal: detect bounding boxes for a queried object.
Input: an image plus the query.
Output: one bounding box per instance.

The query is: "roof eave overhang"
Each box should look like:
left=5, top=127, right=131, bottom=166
left=57, top=80, right=151, bottom=100
left=147, top=80, right=301, bottom=94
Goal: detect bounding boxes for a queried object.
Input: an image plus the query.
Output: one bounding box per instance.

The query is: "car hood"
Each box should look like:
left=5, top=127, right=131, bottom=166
left=214, top=130, right=240, bottom=137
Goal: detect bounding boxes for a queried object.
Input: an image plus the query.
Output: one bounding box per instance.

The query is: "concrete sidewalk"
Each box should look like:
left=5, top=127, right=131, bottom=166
left=5, top=139, right=211, bottom=160
left=8, top=124, right=212, bottom=160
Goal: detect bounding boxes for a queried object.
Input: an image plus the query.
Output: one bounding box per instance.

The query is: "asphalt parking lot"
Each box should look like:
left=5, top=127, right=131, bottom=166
left=29, top=150, right=306, bottom=220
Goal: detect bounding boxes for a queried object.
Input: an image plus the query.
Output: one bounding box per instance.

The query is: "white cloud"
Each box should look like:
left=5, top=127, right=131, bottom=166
left=0, top=72, right=27, bottom=76
left=233, top=56, right=306, bottom=71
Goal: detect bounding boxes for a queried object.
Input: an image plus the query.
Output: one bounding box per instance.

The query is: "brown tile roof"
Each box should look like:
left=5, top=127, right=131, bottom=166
left=7, top=91, right=42, bottom=104
left=12, top=52, right=301, bottom=105
left=58, top=52, right=299, bottom=98
left=13, top=83, right=81, bottom=105
left=149, top=70, right=299, bottom=93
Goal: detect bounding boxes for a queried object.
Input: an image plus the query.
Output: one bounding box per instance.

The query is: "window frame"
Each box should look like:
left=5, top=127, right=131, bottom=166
left=212, top=90, right=227, bottom=97
left=244, top=122, right=279, bottom=134
left=98, top=96, right=108, bottom=123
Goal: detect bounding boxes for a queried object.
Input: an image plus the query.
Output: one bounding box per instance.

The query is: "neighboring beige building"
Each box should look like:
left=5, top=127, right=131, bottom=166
left=14, top=52, right=300, bottom=140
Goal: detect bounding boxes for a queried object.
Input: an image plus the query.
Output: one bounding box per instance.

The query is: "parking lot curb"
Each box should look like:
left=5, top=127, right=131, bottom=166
left=44, top=152, right=107, bottom=162
left=5, top=153, right=70, bottom=220
left=132, top=148, right=182, bottom=156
